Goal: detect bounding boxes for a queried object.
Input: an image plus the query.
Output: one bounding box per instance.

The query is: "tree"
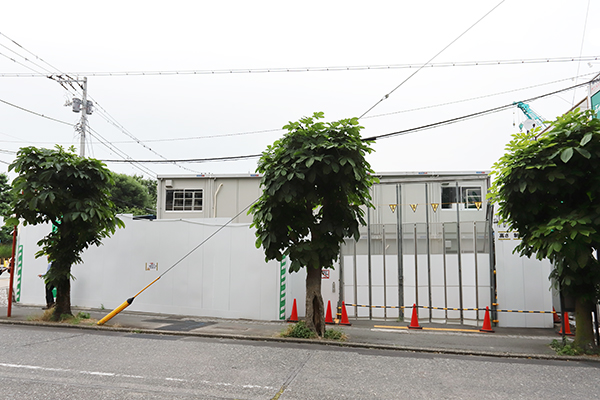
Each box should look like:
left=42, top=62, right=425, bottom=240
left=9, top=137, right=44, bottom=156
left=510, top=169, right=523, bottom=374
left=112, top=173, right=156, bottom=215
left=250, top=112, right=376, bottom=336
left=6, top=146, right=124, bottom=320
left=133, top=175, right=157, bottom=214
left=0, top=173, right=16, bottom=245
left=489, top=109, right=600, bottom=350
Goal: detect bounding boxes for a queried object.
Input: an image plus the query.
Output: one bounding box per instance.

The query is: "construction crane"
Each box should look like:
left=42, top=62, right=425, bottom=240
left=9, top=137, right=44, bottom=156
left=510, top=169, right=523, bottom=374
left=513, top=101, right=547, bottom=133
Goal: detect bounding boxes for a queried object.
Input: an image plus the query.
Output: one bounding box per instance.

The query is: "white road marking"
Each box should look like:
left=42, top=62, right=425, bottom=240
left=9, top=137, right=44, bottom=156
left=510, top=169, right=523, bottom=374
left=0, top=362, right=275, bottom=390
left=372, top=328, right=408, bottom=334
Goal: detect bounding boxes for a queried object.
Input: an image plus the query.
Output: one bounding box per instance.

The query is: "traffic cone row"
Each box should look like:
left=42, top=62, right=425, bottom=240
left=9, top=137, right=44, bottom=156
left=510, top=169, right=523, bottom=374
left=288, top=299, right=352, bottom=326
left=291, top=299, right=498, bottom=333
left=407, top=303, right=495, bottom=333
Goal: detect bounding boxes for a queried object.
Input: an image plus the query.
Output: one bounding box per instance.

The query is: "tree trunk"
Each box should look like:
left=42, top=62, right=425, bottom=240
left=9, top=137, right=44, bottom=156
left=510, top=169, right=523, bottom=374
left=574, top=297, right=597, bottom=351
left=52, top=263, right=72, bottom=321
left=305, top=266, right=325, bottom=337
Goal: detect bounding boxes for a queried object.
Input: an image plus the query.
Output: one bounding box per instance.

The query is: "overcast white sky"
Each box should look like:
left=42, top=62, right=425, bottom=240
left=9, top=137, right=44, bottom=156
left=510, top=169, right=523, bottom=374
left=1, top=1, right=599, bottom=180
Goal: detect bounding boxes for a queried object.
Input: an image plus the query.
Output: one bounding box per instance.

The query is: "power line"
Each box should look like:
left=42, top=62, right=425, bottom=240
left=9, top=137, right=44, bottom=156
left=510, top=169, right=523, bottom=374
left=0, top=98, right=73, bottom=126
left=0, top=42, right=53, bottom=75
left=0, top=56, right=599, bottom=78
left=90, top=100, right=200, bottom=174
left=82, top=71, right=600, bottom=145
left=0, top=50, right=48, bottom=76
left=100, top=77, right=600, bottom=164
left=363, top=71, right=600, bottom=120
left=87, top=125, right=157, bottom=178
left=359, top=0, right=506, bottom=119
left=0, top=32, right=63, bottom=73
left=572, top=0, right=592, bottom=106
left=135, top=128, right=284, bottom=143
left=0, top=33, right=178, bottom=171
left=102, top=153, right=261, bottom=164
left=2, top=68, right=597, bottom=152
left=363, top=78, right=598, bottom=141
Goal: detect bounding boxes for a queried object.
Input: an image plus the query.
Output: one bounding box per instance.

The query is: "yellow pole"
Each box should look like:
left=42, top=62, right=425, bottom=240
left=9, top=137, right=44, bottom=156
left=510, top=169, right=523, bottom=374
left=97, top=297, right=133, bottom=325
left=97, top=277, right=161, bottom=325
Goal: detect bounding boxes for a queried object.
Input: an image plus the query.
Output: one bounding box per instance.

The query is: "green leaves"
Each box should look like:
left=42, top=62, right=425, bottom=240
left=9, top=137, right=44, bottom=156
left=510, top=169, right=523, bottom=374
left=250, top=112, right=376, bottom=272
left=560, top=147, right=573, bottom=163
left=8, top=145, right=124, bottom=286
left=575, top=147, right=591, bottom=159
left=489, top=108, right=600, bottom=300
left=581, top=133, right=593, bottom=147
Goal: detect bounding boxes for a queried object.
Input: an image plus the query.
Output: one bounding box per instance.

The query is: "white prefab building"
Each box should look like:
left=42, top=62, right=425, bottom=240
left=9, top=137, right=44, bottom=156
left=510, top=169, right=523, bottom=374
left=13, top=171, right=554, bottom=328
left=156, top=174, right=262, bottom=223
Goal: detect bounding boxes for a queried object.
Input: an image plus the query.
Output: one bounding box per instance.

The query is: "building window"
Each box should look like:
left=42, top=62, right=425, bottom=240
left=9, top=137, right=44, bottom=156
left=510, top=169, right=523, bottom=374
left=165, top=189, right=203, bottom=211
left=462, top=187, right=482, bottom=209
left=441, top=187, right=457, bottom=209
left=441, top=186, right=482, bottom=210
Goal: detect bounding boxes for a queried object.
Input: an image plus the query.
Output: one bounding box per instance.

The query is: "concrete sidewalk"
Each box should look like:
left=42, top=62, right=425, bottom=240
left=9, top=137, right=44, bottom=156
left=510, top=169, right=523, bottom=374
left=0, top=304, right=588, bottom=362
left=1, top=276, right=591, bottom=361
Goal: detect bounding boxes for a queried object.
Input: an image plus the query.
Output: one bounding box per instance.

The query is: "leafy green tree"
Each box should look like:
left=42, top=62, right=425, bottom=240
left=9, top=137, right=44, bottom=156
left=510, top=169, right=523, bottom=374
left=6, top=146, right=124, bottom=320
left=489, top=109, right=600, bottom=350
left=0, top=173, right=16, bottom=245
left=112, top=173, right=156, bottom=215
left=134, top=174, right=157, bottom=213
left=250, top=112, right=376, bottom=336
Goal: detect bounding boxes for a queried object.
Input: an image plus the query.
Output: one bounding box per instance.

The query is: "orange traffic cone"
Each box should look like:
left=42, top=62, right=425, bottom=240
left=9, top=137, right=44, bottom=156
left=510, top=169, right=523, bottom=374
left=339, top=301, right=351, bottom=326
left=408, top=303, right=422, bottom=329
left=287, top=298, right=298, bottom=323
left=325, top=300, right=334, bottom=325
left=553, top=307, right=561, bottom=324
left=558, top=312, right=574, bottom=336
left=480, top=306, right=495, bottom=333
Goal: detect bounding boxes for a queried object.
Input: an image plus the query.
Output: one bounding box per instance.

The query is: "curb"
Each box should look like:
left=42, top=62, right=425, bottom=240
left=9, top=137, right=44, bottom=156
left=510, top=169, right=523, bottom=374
left=1, top=318, right=598, bottom=363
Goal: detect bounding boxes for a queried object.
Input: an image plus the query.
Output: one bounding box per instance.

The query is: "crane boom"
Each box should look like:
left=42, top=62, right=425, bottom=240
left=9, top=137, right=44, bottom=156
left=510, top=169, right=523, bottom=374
left=513, top=101, right=547, bottom=132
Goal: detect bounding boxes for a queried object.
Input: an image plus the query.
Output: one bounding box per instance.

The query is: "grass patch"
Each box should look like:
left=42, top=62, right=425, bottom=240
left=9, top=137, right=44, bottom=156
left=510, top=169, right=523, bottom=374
left=28, top=308, right=98, bottom=325
left=280, top=321, right=347, bottom=341
left=323, top=327, right=348, bottom=341
left=281, top=321, right=316, bottom=339
left=550, top=339, right=600, bottom=356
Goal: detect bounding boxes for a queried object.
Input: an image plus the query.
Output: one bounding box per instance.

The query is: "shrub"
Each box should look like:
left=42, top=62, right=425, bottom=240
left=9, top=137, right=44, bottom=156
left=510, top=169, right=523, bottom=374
left=280, top=321, right=348, bottom=341
left=324, top=328, right=347, bottom=341
left=550, top=339, right=600, bottom=356
left=280, top=321, right=316, bottom=339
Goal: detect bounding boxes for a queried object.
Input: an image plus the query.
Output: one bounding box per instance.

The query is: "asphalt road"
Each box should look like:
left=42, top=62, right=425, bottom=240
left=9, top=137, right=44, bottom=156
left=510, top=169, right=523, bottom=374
left=0, top=324, right=598, bottom=400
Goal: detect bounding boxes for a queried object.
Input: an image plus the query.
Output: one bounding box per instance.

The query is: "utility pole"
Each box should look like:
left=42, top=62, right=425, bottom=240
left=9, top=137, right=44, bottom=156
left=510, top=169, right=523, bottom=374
left=48, top=75, right=93, bottom=157
left=79, top=77, right=88, bottom=157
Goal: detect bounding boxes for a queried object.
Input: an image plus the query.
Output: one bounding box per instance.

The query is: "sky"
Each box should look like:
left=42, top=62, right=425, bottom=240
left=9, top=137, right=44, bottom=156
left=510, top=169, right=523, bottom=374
left=0, top=1, right=599, bottom=180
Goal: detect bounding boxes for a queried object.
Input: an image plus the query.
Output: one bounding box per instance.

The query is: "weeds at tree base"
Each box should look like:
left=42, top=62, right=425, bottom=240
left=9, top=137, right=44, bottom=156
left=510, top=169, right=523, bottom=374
left=323, top=328, right=348, bottom=341
left=550, top=339, right=600, bottom=356
left=28, top=308, right=98, bottom=325
left=280, top=321, right=348, bottom=341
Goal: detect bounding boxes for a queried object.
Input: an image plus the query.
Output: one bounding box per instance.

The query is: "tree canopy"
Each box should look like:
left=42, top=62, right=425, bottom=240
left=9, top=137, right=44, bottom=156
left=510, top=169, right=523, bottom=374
left=6, top=146, right=124, bottom=320
left=112, top=173, right=156, bottom=215
left=250, top=112, right=376, bottom=335
left=489, top=108, right=600, bottom=349
left=0, top=173, right=16, bottom=246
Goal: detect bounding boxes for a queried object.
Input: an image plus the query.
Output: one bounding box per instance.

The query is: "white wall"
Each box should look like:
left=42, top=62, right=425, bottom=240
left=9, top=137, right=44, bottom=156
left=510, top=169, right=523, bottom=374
left=494, top=222, right=553, bottom=328
left=17, top=216, right=285, bottom=320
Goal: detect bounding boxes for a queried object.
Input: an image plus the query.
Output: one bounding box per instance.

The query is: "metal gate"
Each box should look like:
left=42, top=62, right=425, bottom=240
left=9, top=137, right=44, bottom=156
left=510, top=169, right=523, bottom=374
left=339, top=174, right=495, bottom=326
